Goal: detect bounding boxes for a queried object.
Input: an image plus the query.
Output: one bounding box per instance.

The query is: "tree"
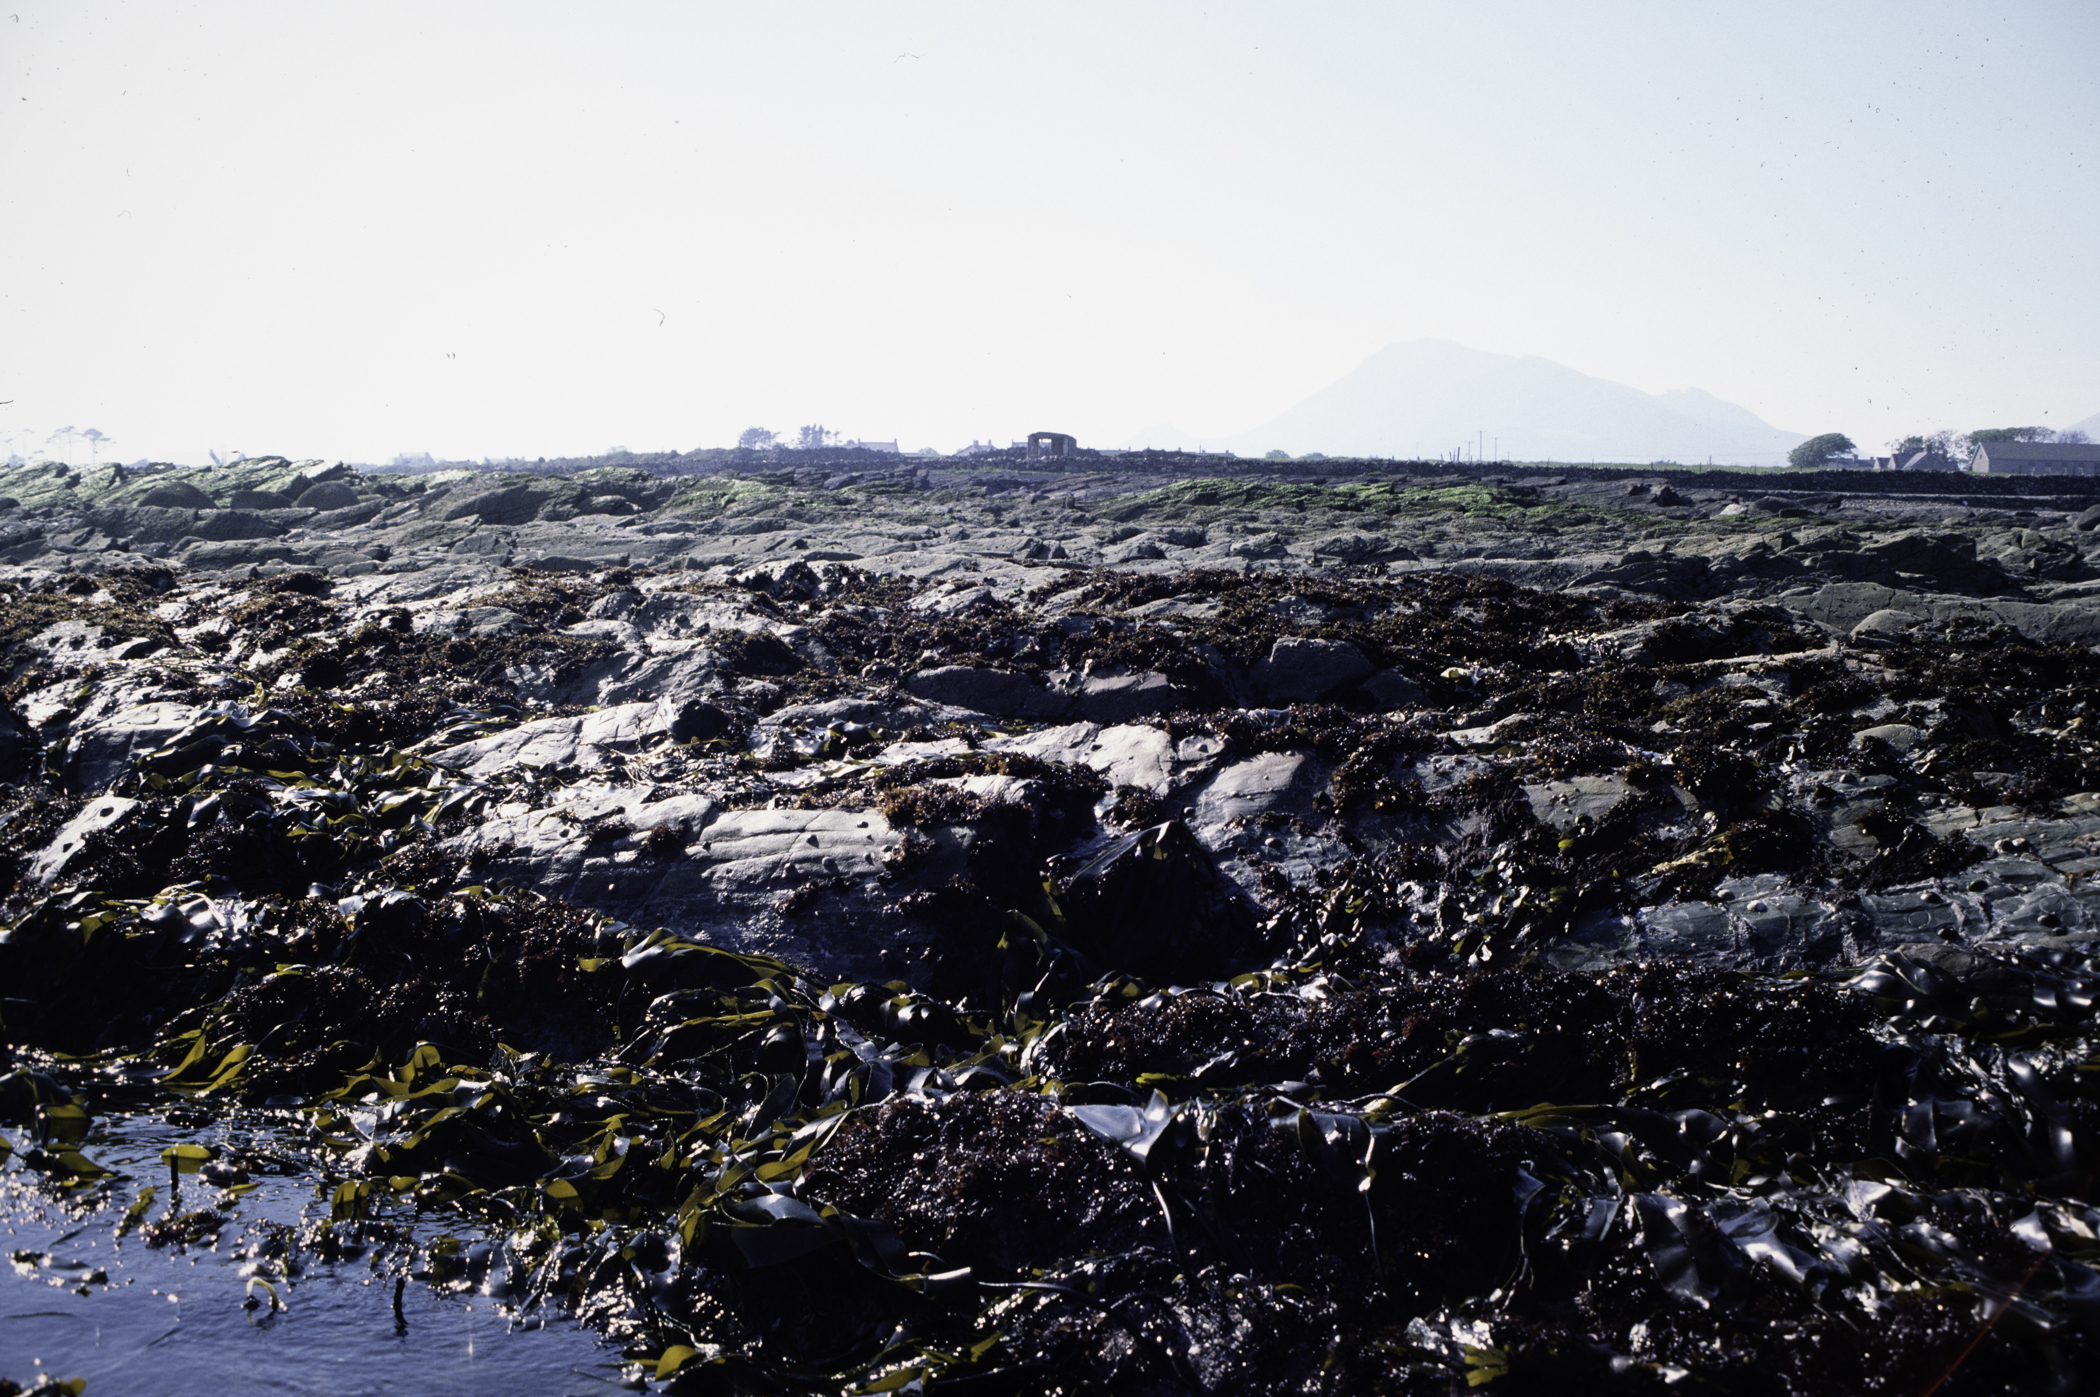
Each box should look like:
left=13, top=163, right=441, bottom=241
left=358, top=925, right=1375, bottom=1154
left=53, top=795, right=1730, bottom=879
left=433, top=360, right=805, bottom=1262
left=47, top=425, right=76, bottom=463
left=1787, top=432, right=1855, bottom=470
left=795, top=424, right=836, bottom=450
left=1965, top=426, right=2055, bottom=446
left=1957, top=426, right=2067, bottom=464
left=1887, top=431, right=1958, bottom=470
left=1263, top=450, right=1292, bottom=461
left=81, top=428, right=109, bottom=464
left=736, top=427, right=777, bottom=451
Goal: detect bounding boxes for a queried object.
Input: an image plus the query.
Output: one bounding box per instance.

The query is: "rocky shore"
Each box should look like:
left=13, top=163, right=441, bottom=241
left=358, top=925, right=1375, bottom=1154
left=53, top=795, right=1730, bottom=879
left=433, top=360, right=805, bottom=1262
left=4, top=451, right=2099, bottom=1393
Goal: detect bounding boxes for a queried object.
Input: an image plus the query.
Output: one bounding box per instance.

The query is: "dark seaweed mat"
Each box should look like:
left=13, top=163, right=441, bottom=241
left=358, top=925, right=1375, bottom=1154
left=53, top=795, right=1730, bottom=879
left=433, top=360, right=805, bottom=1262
left=4, top=569, right=2100, bottom=1393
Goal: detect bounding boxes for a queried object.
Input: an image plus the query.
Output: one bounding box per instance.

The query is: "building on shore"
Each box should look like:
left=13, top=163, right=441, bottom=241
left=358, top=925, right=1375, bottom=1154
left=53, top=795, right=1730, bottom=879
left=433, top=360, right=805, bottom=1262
left=1970, top=442, right=2100, bottom=476
left=1866, top=450, right=1957, bottom=471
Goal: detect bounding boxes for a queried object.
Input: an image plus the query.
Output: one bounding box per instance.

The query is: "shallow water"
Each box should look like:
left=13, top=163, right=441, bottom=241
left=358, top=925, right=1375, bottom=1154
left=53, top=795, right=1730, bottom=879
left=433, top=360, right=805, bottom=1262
left=2, top=1111, right=617, bottom=1395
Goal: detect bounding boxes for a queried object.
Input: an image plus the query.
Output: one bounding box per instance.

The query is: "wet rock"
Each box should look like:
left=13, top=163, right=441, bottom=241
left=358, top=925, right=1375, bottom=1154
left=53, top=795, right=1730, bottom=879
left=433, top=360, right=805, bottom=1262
left=1072, top=670, right=1178, bottom=722
left=902, top=665, right=1070, bottom=718
left=1251, top=636, right=1372, bottom=702
left=1640, top=900, right=1737, bottom=958
left=62, top=700, right=199, bottom=791
left=26, top=795, right=140, bottom=884
left=1522, top=776, right=1634, bottom=832
left=1191, top=751, right=1320, bottom=833
left=440, top=791, right=911, bottom=975
left=427, top=700, right=672, bottom=777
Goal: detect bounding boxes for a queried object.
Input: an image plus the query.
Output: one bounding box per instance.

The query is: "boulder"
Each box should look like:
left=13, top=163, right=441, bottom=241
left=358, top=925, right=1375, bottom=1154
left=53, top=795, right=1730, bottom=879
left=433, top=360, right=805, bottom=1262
left=1310, top=532, right=1386, bottom=562
left=229, top=489, right=294, bottom=511
left=1853, top=722, right=1925, bottom=753
left=1073, top=671, right=1179, bottom=722
left=187, top=509, right=287, bottom=542
left=137, top=481, right=216, bottom=510
left=284, top=463, right=352, bottom=497
left=443, top=795, right=912, bottom=980
left=668, top=699, right=735, bottom=742
left=309, top=500, right=390, bottom=529
left=1850, top=608, right=1924, bottom=644
left=86, top=505, right=204, bottom=546
left=1860, top=531, right=1979, bottom=584
left=1359, top=668, right=1425, bottom=709
left=292, top=481, right=362, bottom=511
left=903, top=666, right=1071, bottom=718
left=1107, top=540, right=1166, bottom=563
left=2076, top=503, right=2100, bottom=532
left=1229, top=533, right=1289, bottom=559
left=1252, top=637, right=1373, bottom=702
left=443, top=484, right=557, bottom=526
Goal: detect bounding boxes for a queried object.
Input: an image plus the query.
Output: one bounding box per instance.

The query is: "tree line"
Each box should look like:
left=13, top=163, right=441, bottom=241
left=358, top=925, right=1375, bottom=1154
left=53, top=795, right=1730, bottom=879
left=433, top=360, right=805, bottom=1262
left=1788, top=424, right=2091, bottom=470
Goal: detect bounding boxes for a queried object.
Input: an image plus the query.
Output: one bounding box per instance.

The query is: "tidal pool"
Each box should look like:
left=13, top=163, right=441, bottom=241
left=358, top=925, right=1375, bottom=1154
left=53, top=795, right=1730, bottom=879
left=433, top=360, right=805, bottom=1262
left=2, top=1110, right=618, bottom=1395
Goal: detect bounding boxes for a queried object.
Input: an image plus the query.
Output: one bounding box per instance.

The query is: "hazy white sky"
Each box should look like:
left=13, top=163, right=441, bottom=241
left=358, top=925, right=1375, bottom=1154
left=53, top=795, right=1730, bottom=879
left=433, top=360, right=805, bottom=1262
left=3, top=1, right=2095, bottom=463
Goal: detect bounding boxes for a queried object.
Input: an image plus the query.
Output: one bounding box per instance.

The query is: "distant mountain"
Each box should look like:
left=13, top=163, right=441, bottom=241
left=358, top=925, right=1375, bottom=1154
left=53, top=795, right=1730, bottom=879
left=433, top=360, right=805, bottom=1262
left=1124, top=340, right=1807, bottom=465
left=2065, top=410, right=2100, bottom=440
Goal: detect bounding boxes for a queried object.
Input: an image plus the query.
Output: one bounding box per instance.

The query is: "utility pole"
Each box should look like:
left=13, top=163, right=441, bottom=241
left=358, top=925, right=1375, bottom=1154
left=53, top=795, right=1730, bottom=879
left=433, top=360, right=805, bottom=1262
left=1477, top=430, right=1484, bottom=463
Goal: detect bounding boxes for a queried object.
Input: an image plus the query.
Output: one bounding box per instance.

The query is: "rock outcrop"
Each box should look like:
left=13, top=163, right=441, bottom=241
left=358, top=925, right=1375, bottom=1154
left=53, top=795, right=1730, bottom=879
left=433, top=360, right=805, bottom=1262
left=6, top=450, right=2100, bottom=1393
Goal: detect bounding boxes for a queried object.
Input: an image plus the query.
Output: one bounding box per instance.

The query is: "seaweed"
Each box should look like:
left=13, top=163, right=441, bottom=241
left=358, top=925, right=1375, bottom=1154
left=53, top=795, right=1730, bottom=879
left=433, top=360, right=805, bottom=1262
left=7, top=510, right=2100, bottom=1393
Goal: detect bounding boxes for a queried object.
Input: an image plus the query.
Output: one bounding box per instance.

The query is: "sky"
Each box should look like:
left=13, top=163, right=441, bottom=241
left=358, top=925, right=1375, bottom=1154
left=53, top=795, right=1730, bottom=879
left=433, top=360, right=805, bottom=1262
left=2, top=1, right=2096, bottom=465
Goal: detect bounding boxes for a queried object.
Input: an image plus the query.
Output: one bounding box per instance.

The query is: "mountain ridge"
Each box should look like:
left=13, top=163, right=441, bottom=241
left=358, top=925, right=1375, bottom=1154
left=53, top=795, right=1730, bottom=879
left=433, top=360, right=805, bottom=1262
left=1124, top=340, right=1807, bottom=464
